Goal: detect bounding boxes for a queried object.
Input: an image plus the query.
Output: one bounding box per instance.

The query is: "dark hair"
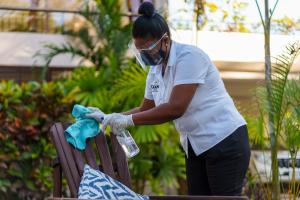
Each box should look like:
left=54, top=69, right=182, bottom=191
left=132, top=2, right=170, bottom=39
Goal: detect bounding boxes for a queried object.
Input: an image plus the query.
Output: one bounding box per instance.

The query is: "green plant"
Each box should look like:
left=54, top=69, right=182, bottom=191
left=0, top=80, right=73, bottom=199
left=112, top=60, right=147, bottom=111
left=245, top=115, right=267, bottom=149
left=129, top=123, right=186, bottom=194
left=36, top=0, right=132, bottom=79
left=62, top=66, right=114, bottom=110
left=282, top=79, right=300, bottom=199
left=254, top=42, right=300, bottom=199
left=255, top=0, right=280, bottom=198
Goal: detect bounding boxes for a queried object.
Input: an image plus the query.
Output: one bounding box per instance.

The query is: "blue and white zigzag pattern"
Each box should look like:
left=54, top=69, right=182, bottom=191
left=78, top=164, right=149, bottom=200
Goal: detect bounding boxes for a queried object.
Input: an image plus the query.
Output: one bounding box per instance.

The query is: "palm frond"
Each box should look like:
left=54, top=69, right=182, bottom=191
left=257, top=42, right=300, bottom=138
left=112, top=62, right=147, bottom=111
left=63, top=27, right=96, bottom=52
left=78, top=3, right=106, bottom=41
left=282, top=79, right=300, bottom=151
left=35, top=42, right=88, bottom=80
left=62, top=67, right=115, bottom=110
left=152, top=148, right=185, bottom=192
left=79, top=0, right=122, bottom=42
left=285, top=79, right=300, bottom=107
left=134, top=125, right=159, bottom=143
left=36, top=0, right=132, bottom=77
left=270, top=42, right=300, bottom=115
left=283, top=114, right=300, bottom=152
left=41, top=42, right=88, bottom=61
left=246, top=115, right=268, bottom=148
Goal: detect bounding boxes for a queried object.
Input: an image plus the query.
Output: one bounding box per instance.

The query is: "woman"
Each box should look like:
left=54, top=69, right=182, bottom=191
left=86, top=2, right=250, bottom=196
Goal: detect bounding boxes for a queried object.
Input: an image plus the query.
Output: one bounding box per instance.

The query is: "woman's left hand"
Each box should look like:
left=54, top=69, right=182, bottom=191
left=102, top=113, right=134, bottom=133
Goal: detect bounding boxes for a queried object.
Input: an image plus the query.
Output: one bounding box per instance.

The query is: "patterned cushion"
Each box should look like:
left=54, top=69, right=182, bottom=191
left=78, top=164, right=149, bottom=200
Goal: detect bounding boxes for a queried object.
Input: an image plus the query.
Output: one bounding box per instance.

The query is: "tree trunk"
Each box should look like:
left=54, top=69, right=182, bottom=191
left=290, top=152, right=297, bottom=200
left=193, top=0, right=205, bottom=45
left=264, top=0, right=280, bottom=199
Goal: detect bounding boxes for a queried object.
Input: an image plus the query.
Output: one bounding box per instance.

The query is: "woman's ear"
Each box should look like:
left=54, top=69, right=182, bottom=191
left=166, top=37, right=170, bottom=48
left=164, top=36, right=169, bottom=47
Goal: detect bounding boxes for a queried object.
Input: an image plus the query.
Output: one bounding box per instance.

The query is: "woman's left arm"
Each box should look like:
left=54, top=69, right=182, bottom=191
left=132, top=83, right=198, bottom=125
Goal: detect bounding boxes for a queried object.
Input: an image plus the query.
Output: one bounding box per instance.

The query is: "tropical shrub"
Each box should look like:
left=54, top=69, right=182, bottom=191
left=0, top=80, right=73, bottom=200
left=246, top=42, right=300, bottom=199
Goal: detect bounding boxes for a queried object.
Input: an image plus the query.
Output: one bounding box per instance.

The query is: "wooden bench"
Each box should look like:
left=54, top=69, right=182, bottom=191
left=48, top=122, right=248, bottom=200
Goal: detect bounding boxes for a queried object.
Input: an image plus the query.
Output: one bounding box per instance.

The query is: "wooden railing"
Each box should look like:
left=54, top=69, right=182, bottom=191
left=0, top=6, right=137, bottom=33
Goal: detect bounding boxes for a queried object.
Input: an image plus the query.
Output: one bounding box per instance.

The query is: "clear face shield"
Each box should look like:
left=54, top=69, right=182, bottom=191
left=128, top=33, right=168, bottom=70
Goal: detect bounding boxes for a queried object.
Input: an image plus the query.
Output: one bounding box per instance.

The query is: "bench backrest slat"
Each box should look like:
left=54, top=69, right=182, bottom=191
left=50, top=122, right=131, bottom=198
left=94, top=133, right=116, bottom=179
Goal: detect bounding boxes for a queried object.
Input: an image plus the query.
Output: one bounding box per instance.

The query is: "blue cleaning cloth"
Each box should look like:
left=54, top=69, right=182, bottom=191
left=64, top=104, right=100, bottom=150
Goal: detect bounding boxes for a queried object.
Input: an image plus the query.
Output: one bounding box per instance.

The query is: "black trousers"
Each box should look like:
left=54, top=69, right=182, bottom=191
left=186, top=125, right=250, bottom=196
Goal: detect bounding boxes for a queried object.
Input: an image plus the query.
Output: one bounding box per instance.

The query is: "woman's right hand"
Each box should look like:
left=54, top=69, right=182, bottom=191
left=85, top=107, right=105, bottom=123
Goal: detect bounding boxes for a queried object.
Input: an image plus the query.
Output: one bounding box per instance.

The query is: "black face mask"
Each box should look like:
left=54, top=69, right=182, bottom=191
left=140, top=41, right=167, bottom=66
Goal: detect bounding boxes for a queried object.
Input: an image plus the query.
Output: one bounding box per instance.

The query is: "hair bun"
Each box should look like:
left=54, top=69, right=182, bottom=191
left=138, top=2, right=155, bottom=18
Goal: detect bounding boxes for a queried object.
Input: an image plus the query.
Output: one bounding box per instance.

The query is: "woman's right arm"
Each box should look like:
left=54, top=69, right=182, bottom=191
left=122, top=98, right=155, bottom=115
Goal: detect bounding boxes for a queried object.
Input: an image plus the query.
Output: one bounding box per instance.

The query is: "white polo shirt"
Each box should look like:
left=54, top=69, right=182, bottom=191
left=144, top=41, right=246, bottom=156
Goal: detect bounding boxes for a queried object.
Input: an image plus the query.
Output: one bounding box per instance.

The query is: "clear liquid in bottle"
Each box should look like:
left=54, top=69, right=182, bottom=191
left=116, top=128, right=139, bottom=158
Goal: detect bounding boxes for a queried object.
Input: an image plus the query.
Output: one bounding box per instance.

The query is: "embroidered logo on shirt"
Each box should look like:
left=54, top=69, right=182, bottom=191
left=150, top=81, right=159, bottom=92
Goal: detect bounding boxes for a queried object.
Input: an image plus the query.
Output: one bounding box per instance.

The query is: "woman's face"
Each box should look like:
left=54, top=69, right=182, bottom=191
left=133, top=34, right=170, bottom=66
left=134, top=34, right=169, bottom=55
